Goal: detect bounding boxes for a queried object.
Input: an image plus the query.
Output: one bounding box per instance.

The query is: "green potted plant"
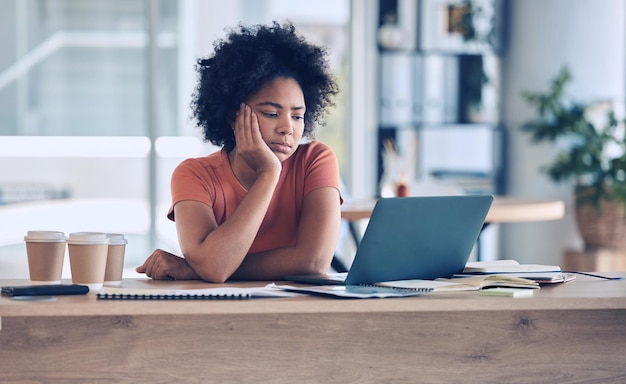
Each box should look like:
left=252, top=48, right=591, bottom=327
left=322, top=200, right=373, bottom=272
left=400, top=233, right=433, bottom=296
left=521, top=66, right=626, bottom=250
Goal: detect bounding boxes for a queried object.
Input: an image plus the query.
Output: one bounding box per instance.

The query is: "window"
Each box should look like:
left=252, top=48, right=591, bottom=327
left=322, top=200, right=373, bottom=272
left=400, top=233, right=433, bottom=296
left=0, top=0, right=351, bottom=278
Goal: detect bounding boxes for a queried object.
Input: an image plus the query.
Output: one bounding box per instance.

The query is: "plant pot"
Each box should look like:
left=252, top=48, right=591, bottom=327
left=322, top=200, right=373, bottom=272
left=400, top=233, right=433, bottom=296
left=575, top=188, right=626, bottom=250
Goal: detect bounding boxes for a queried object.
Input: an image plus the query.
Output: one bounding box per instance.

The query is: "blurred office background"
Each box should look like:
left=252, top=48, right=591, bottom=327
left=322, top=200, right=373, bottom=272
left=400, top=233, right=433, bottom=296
left=0, top=0, right=624, bottom=278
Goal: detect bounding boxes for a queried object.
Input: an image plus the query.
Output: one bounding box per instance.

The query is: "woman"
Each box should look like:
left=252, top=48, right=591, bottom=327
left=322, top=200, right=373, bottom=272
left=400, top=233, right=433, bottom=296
left=137, top=21, right=342, bottom=283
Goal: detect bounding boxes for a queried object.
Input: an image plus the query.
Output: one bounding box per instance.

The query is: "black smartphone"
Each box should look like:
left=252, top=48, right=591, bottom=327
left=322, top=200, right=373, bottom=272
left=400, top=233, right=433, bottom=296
left=1, top=284, right=90, bottom=296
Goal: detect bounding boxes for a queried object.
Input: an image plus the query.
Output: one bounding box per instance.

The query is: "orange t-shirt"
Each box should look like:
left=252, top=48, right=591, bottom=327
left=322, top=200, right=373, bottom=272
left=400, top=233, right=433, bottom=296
left=167, top=141, right=342, bottom=254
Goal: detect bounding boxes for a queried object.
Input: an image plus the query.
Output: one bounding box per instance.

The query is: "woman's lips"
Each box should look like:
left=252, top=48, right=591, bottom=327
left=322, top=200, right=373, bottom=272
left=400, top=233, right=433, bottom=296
left=270, top=142, right=292, bottom=154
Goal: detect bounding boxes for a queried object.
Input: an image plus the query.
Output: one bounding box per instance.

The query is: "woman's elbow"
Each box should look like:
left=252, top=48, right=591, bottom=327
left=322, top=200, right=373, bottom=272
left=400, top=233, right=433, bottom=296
left=195, top=267, right=231, bottom=284
left=201, top=274, right=229, bottom=284
left=306, top=250, right=334, bottom=275
left=181, top=249, right=231, bottom=284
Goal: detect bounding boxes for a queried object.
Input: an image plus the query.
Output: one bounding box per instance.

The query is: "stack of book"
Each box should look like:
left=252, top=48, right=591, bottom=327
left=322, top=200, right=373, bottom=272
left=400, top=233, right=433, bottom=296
left=457, top=259, right=577, bottom=284
left=367, top=260, right=575, bottom=294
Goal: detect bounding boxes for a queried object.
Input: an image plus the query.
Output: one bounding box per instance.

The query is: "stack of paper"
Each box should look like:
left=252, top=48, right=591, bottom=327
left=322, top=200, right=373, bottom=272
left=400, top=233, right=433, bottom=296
left=376, top=274, right=540, bottom=292
left=271, top=284, right=427, bottom=298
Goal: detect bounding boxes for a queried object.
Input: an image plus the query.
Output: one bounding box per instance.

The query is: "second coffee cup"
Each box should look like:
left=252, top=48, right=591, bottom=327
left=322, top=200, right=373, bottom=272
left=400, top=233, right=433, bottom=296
left=68, top=232, right=110, bottom=291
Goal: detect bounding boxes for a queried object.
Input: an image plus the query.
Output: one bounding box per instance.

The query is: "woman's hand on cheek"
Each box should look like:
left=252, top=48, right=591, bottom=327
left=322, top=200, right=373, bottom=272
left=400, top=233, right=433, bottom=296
left=234, top=103, right=281, bottom=174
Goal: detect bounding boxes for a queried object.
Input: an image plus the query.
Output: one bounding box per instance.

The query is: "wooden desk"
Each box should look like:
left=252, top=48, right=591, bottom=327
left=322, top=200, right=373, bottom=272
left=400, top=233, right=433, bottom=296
left=341, top=196, right=566, bottom=223
left=1, top=276, right=625, bottom=383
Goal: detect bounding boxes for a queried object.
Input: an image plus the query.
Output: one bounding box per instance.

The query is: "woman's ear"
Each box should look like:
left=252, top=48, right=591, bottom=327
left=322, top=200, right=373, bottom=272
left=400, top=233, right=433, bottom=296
left=227, top=102, right=244, bottom=128
left=227, top=111, right=236, bottom=128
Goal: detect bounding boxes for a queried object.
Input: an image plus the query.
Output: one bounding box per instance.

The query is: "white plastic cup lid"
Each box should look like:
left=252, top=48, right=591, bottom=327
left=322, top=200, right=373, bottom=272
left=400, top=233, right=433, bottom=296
left=106, top=233, right=128, bottom=245
left=68, top=232, right=110, bottom=245
left=24, top=231, right=67, bottom=243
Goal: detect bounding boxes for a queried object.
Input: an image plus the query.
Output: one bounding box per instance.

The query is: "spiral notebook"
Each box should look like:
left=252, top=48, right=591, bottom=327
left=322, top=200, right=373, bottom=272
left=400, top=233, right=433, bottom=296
left=96, top=284, right=296, bottom=300
left=97, top=289, right=251, bottom=300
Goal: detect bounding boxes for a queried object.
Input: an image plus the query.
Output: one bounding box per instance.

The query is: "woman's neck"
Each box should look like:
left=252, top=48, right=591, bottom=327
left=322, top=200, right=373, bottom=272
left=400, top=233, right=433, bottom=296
left=227, top=148, right=257, bottom=190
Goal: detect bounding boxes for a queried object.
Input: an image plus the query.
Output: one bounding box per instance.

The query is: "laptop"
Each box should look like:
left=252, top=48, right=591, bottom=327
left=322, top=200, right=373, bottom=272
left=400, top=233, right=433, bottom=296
left=286, top=194, right=493, bottom=286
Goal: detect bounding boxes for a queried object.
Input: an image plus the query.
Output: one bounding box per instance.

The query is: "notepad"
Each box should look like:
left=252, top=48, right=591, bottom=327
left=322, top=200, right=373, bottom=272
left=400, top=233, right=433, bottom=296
left=479, top=287, right=534, bottom=298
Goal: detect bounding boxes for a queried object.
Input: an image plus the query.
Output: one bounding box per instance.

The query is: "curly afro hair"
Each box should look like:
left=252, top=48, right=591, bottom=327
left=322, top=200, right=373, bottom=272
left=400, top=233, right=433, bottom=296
left=191, top=21, right=339, bottom=150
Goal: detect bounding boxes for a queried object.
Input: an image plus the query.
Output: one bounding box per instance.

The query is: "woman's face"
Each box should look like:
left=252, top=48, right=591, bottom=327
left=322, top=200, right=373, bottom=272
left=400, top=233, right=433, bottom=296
left=245, top=77, right=305, bottom=162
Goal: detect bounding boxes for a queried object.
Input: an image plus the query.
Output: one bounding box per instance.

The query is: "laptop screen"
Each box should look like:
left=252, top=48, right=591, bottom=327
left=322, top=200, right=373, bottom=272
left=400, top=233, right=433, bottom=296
left=345, top=195, right=493, bottom=285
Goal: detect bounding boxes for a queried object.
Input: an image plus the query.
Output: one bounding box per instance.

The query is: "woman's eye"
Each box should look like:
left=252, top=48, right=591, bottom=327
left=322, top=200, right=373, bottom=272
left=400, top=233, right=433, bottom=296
left=293, top=115, right=304, bottom=121
left=262, top=112, right=278, bottom=118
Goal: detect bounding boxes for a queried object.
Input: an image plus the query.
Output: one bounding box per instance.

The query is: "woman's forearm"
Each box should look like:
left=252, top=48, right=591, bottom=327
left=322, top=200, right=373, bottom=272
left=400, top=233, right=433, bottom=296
left=180, top=171, right=280, bottom=283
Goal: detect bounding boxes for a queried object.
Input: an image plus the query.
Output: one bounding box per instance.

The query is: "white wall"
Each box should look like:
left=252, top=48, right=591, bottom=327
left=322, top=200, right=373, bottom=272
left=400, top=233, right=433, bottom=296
left=501, top=0, right=626, bottom=265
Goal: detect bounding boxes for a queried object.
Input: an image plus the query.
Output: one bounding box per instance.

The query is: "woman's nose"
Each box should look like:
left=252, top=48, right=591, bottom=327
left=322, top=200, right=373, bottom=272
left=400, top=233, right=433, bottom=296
left=277, top=117, right=294, bottom=135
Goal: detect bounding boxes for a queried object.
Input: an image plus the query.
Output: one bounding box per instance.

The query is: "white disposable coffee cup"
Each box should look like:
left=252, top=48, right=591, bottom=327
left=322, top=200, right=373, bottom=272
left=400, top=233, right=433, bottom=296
left=24, top=231, right=67, bottom=285
left=68, top=232, right=110, bottom=291
left=104, top=233, right=127, bottom=286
